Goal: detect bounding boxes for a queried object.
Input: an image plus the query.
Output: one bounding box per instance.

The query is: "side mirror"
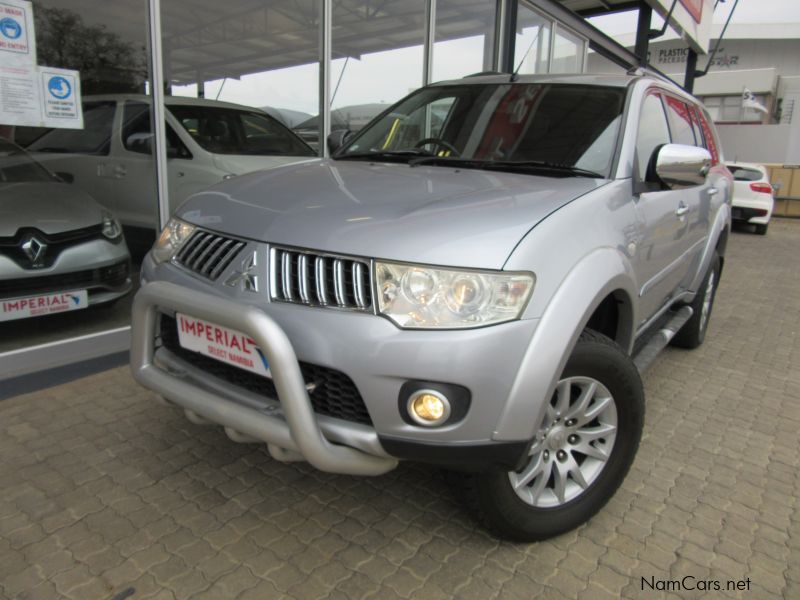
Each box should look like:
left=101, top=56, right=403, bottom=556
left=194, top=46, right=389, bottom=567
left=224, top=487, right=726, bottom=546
left=327, top=129, right=352, bottom=155
left=126, top=132, right=153, bottom=155
left=654, top=144, right=712, bottom=189
left=55, top=171, right=74, bottom=184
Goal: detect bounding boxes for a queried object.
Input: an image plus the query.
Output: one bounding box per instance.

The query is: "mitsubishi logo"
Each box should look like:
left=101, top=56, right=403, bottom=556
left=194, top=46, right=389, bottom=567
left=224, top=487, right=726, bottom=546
left=225, top=251, right=259, bottom=292
left=21, top=235, right=47, bottom=268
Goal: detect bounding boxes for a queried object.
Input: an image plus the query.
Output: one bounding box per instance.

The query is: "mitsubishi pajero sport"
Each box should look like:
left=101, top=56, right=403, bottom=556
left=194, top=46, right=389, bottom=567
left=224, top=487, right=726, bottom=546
left=131, top=72, right=732, bottom=541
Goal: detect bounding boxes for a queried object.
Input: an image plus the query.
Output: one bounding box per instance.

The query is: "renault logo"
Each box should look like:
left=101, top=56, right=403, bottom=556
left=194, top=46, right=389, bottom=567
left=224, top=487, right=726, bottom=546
left=21, top=235, right=47, bottom=268
left=225, top=251, right=259, bottom=292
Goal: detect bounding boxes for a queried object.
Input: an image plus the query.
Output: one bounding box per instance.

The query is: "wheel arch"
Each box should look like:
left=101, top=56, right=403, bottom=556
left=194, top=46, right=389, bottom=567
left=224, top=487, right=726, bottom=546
left=493, top=247, right=638, bottom=442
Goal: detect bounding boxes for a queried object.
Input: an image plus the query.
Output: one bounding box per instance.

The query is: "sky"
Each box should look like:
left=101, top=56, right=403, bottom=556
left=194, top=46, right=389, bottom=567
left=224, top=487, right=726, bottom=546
left=173, top=0, right=800, bottom=117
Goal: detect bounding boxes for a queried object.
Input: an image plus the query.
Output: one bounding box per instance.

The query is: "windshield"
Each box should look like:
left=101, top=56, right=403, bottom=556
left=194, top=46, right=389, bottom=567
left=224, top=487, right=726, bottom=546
left=337, top=83, right=626, bottom=177
left=0, top=139, right=58, bottom=184
left=168, top=106, right=315, bottom=157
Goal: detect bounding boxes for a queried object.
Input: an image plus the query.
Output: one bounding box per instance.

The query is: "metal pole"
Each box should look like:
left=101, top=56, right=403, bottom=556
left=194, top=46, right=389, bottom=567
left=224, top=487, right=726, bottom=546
left=683, top=49, right=697, bottom=93
left=423, top=0, right=436, bottom=85
left=493, top=0, right=507, bottom=71
left=319, top=0, right=332, bottom=158
left=634, top=1, right=652, bottom=68
left=147, top=0, right=170, bottom=231
left=499, top=0, right=517, bottom=73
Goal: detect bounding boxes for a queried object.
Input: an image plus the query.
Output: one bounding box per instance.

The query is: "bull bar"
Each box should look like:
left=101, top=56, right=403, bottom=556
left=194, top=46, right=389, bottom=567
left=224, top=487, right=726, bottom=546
left=130, top=281, right=398, bottom=476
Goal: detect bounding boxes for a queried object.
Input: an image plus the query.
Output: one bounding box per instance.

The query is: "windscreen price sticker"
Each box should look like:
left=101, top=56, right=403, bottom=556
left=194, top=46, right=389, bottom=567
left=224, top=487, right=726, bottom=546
left=0, top=290, right=88, bottom=322
left=176, top=313, right=272, bottom=378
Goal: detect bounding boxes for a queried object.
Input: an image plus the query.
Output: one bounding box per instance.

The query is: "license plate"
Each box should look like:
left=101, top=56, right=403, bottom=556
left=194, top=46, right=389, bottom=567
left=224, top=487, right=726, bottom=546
left=0, top=290, right=88, bottom=322
left=175, top=313, right=271, bottom=378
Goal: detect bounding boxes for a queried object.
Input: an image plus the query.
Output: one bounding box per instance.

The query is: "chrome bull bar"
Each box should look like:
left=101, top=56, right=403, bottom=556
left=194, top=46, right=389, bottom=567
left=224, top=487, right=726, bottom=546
left=130, top=281, right=397, bottom=476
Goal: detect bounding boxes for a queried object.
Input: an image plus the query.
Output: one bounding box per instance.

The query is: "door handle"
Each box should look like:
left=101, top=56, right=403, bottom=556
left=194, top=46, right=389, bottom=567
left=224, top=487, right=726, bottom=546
left=675, top=202, right=689, bottom=217
left=113, top=165, right=127, bottom=178
left=707, top=187, right=719, bottom=196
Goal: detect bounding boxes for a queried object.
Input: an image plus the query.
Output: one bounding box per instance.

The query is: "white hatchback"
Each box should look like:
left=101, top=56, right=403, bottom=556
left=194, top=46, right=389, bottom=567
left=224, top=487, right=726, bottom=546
left=726, top=162, right=774, bottom=235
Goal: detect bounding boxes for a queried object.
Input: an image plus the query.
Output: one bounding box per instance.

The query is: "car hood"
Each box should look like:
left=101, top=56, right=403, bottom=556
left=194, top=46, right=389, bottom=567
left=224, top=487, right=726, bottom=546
left=177, top=159, right=607, bottom=269
left=211, top=154, right=317, bottom=177
left=0, top=182, right=104, bottom=237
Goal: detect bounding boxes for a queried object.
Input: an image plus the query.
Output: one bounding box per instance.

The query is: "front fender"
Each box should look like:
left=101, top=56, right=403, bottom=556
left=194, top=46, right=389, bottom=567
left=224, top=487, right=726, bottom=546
left=492, top=247, right=637, bottom=441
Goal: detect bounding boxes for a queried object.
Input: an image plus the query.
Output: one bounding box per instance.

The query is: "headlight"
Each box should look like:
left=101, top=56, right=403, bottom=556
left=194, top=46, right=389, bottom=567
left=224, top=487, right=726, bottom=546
left=152, top=218, right=195, bottom=264
left=376, top=261, right=534, bottom=329
left=101, top=211, right=123, bottom=240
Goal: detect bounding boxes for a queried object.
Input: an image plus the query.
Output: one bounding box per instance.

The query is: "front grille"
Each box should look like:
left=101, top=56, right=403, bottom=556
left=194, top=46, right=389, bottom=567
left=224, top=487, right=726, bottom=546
left=270, top=247, right=372, bottom=311
left=174, top=231, right=245, bottom=280
left=0, top=225, right=105, bottom=269
left=158, top=314, right=373, bottom=426
left=0, top=260, right=129, bottom=298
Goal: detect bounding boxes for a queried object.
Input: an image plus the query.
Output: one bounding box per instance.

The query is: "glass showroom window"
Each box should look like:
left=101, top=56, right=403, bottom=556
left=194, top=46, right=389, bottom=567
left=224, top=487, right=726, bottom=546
left=330, top=0, right=427, bottom=138
left=0, top=0, right=152, bottom=371
left=432, top=0, right=496, bottom=82
left=551, top=25, right=586, bottom=73
left=161, top=0, right=320, bottom=183
left=514, top=3, right=551, bottom=74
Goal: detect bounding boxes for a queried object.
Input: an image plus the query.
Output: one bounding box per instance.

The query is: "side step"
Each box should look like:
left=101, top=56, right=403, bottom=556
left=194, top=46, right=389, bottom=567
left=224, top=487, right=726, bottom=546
left=632, top=306, right=693, bottom=373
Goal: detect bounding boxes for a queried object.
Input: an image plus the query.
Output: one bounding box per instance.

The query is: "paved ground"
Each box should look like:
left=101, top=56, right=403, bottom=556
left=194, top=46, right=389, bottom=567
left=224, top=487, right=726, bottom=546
left=1, top=219, right=798, bottom=600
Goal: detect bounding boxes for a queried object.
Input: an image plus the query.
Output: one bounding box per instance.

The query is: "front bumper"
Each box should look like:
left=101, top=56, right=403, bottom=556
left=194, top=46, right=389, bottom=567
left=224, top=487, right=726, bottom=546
left=131, top=281, right=398, bottom=476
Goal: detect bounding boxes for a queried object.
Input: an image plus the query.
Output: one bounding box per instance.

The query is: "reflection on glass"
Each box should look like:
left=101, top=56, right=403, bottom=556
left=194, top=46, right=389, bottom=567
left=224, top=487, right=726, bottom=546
left=514, top=5, right=551, bottom=74
left=0, top=1, right=151, bottom=353
left=167, top=2, right=320, bottom=150
left=323, top=0, right=426, bottom=144
left=433, top=0, right=496, bottom=81
left=552, top=27, right=585, bottom=73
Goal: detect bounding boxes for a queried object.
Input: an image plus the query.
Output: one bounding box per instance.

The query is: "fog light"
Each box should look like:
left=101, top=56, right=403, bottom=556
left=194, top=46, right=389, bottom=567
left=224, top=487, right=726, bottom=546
left=407, top=390, right=451, bottom=426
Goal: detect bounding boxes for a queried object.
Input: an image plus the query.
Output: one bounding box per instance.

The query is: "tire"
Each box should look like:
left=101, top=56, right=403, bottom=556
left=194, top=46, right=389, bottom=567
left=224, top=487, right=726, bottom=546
left=671, top=253, right=721, bottom=349
left=755, top=223, right=768, bottom=235
left=458, top=330, right=644, bottom=542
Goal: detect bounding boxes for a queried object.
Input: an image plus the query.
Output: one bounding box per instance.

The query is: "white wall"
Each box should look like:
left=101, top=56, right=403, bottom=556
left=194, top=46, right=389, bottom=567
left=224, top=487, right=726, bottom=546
left=716, top=124, right=793, bottom=163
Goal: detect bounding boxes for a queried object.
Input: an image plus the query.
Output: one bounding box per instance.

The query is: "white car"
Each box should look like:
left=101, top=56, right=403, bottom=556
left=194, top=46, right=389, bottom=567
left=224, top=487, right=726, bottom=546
left=726, top=162, right=774, bottom=235
left=22, top=95, right=316, bottom=237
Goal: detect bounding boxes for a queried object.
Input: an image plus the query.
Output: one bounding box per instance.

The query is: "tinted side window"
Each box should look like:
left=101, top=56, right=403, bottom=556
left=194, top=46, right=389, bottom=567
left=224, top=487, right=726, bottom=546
left=688, top=105, right=706, bottom=148
left=694, top=106, right=720, bottom=164
left=27, top=101, right=116, bottom=155
left=635, top=93, right=671, bottom=179
left=664, top=96, right=696, bottom=146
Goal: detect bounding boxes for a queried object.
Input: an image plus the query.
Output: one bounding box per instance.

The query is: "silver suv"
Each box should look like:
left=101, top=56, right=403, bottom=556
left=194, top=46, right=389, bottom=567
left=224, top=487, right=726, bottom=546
left=131, top=73, right=732, bottom=541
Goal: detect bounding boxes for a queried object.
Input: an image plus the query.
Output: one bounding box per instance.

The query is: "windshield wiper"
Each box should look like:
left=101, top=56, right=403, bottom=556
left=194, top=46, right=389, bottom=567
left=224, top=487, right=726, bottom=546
left=336, top=150, right=432, bottom=162
left=481, top=160, right=605, bottom=178
left=408, top=156, right=485, bottom=168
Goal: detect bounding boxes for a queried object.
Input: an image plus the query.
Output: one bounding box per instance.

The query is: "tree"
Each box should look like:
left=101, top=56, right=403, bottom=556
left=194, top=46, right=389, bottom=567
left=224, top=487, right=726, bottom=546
left=33, top=5, right=148, bottom=94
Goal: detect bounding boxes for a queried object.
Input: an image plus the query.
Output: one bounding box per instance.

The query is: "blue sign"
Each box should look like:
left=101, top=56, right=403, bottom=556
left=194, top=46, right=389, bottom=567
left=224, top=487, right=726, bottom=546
left=0, top=17, right=22, bottom=40
left=48, top=76, right=72, bottom=100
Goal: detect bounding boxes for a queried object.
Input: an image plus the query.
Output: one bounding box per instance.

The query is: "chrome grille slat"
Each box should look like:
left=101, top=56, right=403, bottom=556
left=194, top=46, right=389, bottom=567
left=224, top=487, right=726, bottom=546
left=281, top=251, right=293, bottom=300
left=298, top=254, right=310, bottom=303
left=271, top=247, right=372, bottom=312
left=315, top=257, right=327, bottom=305
left=174, top=230, right=245, bottom=281
left=353, top=262, right=367, bottom=309
left=333, top=259, right=346, bottom=306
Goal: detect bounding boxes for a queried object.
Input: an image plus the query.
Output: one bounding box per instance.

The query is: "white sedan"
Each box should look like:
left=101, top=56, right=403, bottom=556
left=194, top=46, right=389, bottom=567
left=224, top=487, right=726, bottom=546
left=726, top=162, right=775, bottom=235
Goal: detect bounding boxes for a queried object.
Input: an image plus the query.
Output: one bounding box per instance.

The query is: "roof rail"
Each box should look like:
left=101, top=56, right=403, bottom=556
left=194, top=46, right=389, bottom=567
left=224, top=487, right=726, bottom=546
left=626, top=66, right=681, bottom=88
left=463, top=71, right=505, bottom=78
